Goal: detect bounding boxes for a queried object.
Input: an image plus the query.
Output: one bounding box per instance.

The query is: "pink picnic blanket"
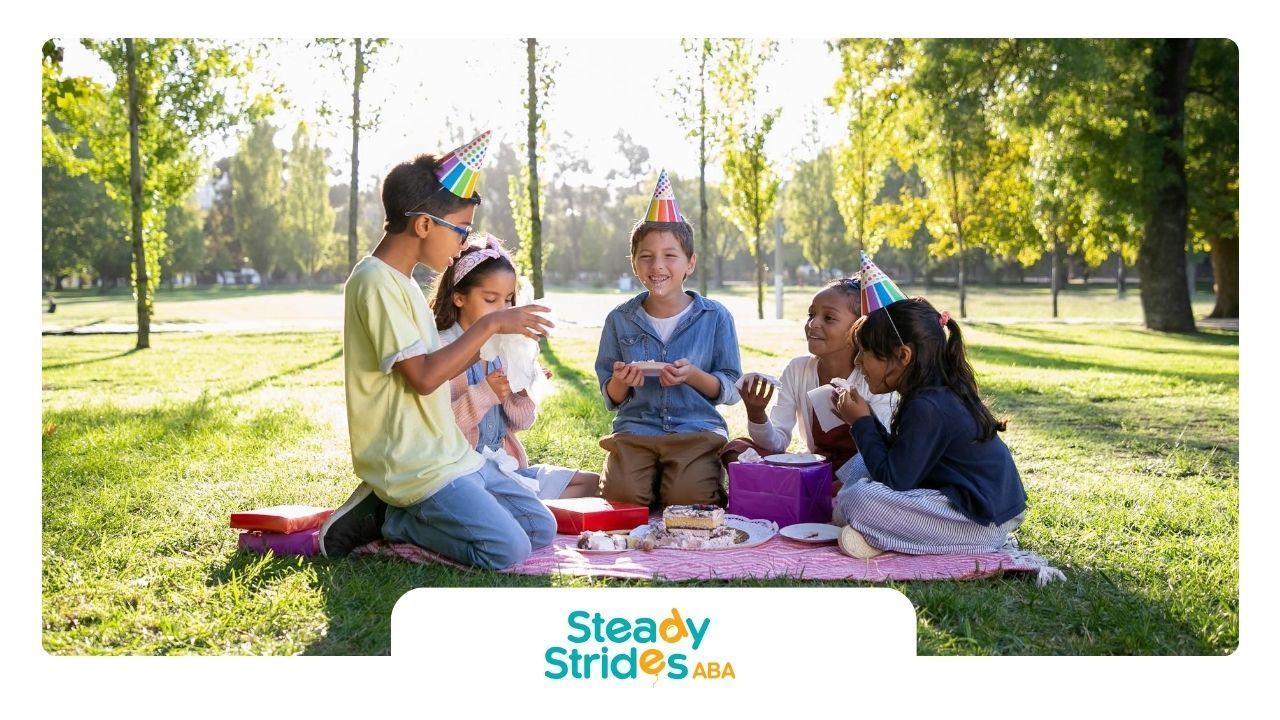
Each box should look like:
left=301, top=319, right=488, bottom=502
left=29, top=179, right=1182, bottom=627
left=353, top=534, right=1065, bottom=585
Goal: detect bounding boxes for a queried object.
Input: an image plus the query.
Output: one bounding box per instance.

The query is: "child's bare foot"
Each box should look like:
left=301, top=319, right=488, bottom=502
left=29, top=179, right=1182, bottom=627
left=838, top=525, right=883, bottom=559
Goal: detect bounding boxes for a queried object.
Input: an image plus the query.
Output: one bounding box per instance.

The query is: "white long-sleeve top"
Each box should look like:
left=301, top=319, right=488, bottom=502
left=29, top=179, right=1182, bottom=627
left=746, top=355, right=897, bottom=455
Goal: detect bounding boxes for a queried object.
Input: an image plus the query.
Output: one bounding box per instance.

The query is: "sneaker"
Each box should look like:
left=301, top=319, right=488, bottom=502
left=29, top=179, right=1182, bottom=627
left=838, top=525, right=884, bottom=560
left=319, top=483, right=387, bottom=558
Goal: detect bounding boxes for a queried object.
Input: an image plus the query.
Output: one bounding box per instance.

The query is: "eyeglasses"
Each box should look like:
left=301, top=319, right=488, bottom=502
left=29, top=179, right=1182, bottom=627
left=404, top=211, right=474, bottom=245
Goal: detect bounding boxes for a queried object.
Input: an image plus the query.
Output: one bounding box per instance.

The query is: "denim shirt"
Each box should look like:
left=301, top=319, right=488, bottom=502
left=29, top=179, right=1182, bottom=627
left=594, top=291, right=742, bottom=436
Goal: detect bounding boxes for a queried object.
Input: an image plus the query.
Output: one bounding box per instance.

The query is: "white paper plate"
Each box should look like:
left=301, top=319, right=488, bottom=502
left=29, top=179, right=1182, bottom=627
left=629, top=360, right=671, bottom=376
left=764, top=453, right=827, bottom=466
left=780, top=523, right=841, bottom=544
left=568, top=531, right=637, bottom=553
left=629, top=515, right=778, bottom=550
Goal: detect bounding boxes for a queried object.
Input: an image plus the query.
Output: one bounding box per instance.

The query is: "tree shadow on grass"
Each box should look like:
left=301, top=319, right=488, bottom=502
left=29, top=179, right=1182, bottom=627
left=973, top=323, right=1240, bottom=355
left=540, top=341, right=597, bottom=397
left=974, top=344, right=1238, bottom=388
left=218, top=347, right=343, bottom=398
left=42, top=346, right=140, bottom=371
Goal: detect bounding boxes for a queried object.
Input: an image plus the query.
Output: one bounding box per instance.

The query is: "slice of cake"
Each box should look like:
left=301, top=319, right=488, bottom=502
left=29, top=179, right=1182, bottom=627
left=662, top=504, right=726, bottom=535
left=576, top=531, right=634, bottom=551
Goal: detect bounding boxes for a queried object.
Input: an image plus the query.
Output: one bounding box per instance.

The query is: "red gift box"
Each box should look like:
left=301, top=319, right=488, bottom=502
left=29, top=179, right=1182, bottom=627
left=542, top=497, right=650, bottom=534
left=229, top=505, right=333, bottom=534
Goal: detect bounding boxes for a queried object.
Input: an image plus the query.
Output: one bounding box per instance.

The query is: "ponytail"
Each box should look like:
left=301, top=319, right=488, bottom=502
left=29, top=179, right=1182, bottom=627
left=852, top=297, right=1006, bottom=442
left=939, top=315, right=1006, bottom=440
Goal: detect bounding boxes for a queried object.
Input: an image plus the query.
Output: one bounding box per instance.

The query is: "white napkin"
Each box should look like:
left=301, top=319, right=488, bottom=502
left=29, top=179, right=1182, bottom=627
left=738, top=448, right=765, bottom=464
left=478, top=333, right=543, bottom=393
left=807, top=378, right=853, bottom=433
left=480, top=446, right=539, bottom=494
left=735, top=372, right=781, bottom=391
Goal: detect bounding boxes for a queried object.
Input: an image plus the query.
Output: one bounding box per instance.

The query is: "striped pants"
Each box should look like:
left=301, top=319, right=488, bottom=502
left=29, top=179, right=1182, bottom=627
left=835, top=475, right=1024, bottom=555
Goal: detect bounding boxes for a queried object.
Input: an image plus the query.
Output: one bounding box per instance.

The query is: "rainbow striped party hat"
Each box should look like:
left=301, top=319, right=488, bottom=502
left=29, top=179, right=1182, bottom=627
left=435, top=130, right=492, bottom=199
left=858, top=251, right=908, bottom=314
left=643, top=169, right=685, bottom=223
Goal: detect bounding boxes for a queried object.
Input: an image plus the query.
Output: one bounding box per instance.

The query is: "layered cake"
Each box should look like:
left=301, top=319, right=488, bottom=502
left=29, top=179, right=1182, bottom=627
left=661, top=504, right=726, bottom=537
left=646, top=504, right=742, bottom=549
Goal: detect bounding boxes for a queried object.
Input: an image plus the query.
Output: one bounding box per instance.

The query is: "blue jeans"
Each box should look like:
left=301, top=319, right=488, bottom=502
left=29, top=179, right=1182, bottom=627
left=381, top=459, right=557, bottom=570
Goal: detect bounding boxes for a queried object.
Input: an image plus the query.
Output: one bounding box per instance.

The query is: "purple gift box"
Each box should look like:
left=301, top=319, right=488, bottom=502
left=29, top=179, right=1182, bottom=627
left=237, top=527, right=320, bottom=557
left=727, top=461, right=834, bottom=527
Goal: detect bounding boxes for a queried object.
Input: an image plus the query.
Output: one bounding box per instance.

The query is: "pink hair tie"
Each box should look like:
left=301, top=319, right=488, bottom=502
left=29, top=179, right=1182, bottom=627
left=938, top=310, right=951, bottom=328
left=452, top=233, right=511, bottom=283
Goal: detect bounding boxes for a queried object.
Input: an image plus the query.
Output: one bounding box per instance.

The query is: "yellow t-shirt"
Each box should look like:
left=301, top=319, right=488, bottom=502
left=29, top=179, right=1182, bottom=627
left=343, top=256, right=484, bottom=506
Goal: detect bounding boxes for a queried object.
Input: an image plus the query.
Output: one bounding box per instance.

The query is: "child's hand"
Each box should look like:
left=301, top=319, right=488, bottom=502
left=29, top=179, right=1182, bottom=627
left=485, top=304, right=554, bottom=340
left=486, top=368, right=512, bottom=402
left=740, top=374, right=775, bottom=423
left=658, top=358, right=696, bottom=387
left=610, top=361, right=645, bottom=388
left=833, top=386, right=870, bottom=424
left=541, top=366, right=553, bottom=380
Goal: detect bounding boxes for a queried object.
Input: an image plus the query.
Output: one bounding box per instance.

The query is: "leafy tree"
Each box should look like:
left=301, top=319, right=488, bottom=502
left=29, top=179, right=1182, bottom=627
left=42, top=38, right=251, bottom=348
left=511, top=38, right=557, bottom=298
left=669, top=38, right=721, bottom=296
left=282, top=121, right=338, bottom=281
left=232, top=120, right=284, bottom=284
left=712, top=38, right=781, bottom=319
left=202, top=157, right=239, bottom=277
left=783, top=139, right=847, bottom=279
left=542, top=133, right=593, bottom=284
left=1186, top=39, right=1238, bottom=318
left=314, top=38, right=390, bottom=271
left=42, top=122, right=126, bottom=287
left=828, top=39, right=907, bottom=266
left=161, top=196, right=205, bottom=287
left=666, top=174, right=738, bottom=289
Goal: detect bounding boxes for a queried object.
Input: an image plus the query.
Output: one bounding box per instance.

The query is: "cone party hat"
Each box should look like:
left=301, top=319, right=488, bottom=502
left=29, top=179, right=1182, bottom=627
left=435, top=130, right=492, bottom=199
left=643, top=169, right=685, bottom=223
left=858, top=251, right=908, bottom=314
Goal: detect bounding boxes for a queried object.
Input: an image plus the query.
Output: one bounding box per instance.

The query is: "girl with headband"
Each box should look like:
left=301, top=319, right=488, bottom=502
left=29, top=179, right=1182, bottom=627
left=430, top=235, right=601, bottom=500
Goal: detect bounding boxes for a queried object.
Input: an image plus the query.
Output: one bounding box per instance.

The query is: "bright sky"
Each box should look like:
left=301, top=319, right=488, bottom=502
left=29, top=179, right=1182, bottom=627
left=61, top=38, right=846, bottom=189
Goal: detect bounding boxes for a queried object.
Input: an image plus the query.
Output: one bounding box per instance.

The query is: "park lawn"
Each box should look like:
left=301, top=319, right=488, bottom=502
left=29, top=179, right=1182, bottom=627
left=41, top=320, right=1237, bottom=655
left=45, top=282, right=1219, bottom=330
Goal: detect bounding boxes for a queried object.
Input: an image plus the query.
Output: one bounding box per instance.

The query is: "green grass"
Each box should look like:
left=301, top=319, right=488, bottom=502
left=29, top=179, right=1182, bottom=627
left=45, top=282, right=1219, bottom=330
left=41, top=302, right=1238, bottom=655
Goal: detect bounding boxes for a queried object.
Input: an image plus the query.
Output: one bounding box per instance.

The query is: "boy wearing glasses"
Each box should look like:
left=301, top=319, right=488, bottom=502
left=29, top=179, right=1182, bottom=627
left=320, top=132, right=558, bottom=570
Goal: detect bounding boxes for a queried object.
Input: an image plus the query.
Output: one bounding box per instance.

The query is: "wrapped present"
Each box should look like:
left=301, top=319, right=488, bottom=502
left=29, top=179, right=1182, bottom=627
left=542, top=497, right=650, bottom=534
left=727, top=461, right=834, bottom=527
left=229, top=505, right=333, bottom=534
left=237, top=527, right=320, bottom=557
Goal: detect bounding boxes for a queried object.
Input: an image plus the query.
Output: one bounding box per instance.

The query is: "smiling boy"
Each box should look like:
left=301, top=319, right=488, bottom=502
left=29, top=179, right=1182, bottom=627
left=593, top=170, right=742, bottom=507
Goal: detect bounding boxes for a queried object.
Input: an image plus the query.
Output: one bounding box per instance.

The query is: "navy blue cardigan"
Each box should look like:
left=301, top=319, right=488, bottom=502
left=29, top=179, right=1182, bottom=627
left=849, top=386, right=1027, bottom=525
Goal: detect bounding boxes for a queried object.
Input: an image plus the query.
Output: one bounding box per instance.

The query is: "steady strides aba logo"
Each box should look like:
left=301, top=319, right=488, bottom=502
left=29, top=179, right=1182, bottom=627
left=544, top=608, right=735, bottom=682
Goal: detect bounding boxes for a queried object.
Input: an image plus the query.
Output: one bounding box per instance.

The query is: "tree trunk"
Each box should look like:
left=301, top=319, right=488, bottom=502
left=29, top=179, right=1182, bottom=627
left=347, top=38, right=363, bottom=270
left=1207, top=235, right=1238, bottom=318
left=126, top=38, right=149, bottom=350
left=698, top=44, right=709, bottom=297
left=754, top=224, right=764, bottom=320
left=527, top=38, right=544, bottom=298
left=1117, top=254, right=1127, bottom=299
left=1139, top=38, right=1198, bottom=332
left=716, top=254, right=725, bottom=288
left=1051, top=234, right=1062, bottom=318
